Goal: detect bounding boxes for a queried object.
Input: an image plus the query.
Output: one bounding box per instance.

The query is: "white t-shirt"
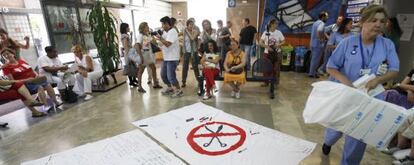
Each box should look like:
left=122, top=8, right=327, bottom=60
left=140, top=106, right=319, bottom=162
left=260, top=29, right=285, bottom=53
left=38, top=55, right=63, bottom=80
left=137, top=33, right=152, bottom=51
left=161, top=28, right=180, bottom=61
left=204, top=53, right=220, bottom=68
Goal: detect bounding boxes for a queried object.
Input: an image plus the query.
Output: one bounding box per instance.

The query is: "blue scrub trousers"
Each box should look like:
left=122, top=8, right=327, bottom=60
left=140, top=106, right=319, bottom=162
left=324, top=128, right=367, bottom=165
left=309, top=46, right=323, bottom=76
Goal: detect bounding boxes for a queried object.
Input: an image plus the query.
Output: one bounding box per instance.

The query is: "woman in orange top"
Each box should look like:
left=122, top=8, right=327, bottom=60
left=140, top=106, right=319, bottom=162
left=223, top=39, right=246, bottom=99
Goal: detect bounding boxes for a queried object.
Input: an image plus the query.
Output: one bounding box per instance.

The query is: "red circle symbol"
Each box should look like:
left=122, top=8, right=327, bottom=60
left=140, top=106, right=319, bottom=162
left=187, top=121, right=246, bottom=156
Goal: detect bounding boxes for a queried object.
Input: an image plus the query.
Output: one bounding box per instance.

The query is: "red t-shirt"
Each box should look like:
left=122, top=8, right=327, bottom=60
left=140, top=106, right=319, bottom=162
left=2, top=60, right=36, bottom=80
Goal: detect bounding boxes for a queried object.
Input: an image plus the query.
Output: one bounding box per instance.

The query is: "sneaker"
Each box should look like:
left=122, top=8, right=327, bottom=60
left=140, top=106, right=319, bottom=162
left=231, top=91, right=236, bottom=97
left=394, top=149, right=412, bottom=160
left=235, top=91, right=240, bottom=99
left=393, top=156, right=414, bottom=165
left=84, top=94, right=94, bottom=101
left=308, top=75, right=320, bottom=79
left=382, top=147, right=402, bottom=155
left=317, top=68, right=326, bottom=75
left=203, top=94, right=212, bottom=100
left=322, top=143, right=331, bottom=155
left=171, top=90, right=184, bottom=98
left=161, top=88, right=174, bottom=95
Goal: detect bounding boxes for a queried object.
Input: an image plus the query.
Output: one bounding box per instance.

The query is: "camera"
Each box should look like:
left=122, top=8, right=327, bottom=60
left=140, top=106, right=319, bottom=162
left=150, top=29, right=163, bottom=36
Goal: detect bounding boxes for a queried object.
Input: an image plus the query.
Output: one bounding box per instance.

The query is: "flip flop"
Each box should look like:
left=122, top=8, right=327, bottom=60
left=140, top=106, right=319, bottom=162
left=29, top=101, right=44, bottom=107
left=32, top=112, right=47, bottom=118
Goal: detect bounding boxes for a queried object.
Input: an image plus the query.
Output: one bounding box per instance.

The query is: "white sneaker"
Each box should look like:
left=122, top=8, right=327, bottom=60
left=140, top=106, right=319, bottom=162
left=231, top=91, right=236, bottom=97
left=235, top=91, right=241, bottom=99
left=84, top=94, right=94, bottom=101
left=394, top=149, right=411, bottom=160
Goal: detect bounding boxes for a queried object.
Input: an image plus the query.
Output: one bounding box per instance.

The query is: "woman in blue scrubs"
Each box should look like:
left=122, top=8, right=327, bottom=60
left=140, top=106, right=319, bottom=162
left=322, top=5, right=400, bottom=165
left=320, top=18, right=354, bottom=73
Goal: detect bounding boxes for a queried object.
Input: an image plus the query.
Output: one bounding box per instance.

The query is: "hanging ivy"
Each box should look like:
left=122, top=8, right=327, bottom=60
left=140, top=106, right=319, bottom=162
left=87, top=1, right=120, bottom=73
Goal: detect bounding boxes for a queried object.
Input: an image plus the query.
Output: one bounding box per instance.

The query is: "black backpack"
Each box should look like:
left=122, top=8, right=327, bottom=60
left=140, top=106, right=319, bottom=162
left=61, top=87, right=78, bottom=103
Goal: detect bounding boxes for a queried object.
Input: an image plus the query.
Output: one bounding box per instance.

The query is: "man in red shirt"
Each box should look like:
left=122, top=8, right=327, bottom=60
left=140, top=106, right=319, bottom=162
left=1, top=48, right=60, bottom=107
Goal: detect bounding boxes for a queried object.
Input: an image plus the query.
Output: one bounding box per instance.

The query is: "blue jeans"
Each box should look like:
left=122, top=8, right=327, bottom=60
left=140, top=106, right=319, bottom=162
left=240, top=44, right=253, bottom=70
left=220, top=44, right=229, bottom=72
left=161, top=61, right=179, bottom=86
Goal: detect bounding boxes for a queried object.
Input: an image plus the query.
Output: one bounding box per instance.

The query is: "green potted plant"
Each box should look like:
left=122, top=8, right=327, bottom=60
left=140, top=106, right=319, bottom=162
left=87, top=1, right=120, bottom=85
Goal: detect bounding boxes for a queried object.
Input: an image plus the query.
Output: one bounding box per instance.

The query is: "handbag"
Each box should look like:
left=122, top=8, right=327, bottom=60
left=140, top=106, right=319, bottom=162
left=229, top=55, right=243, bottom=74
left=151, top=43, right=161, bottom=53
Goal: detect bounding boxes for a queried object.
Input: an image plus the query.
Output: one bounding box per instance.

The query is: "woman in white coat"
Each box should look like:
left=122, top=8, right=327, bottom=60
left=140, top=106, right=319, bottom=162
left=72, top=45, right=103, bottom=101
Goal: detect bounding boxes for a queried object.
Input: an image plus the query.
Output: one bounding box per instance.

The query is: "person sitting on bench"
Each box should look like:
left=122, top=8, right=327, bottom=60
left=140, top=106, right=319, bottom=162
left=38, top=46, right=76, bottom=96
left=200, top=40, right=220, bottom=100
left=71, top=45, right=103, bottom=101
left=1, top=48, right=60, bottom=107
left=223, top=39, right=246, bottom=99
left=0, top=77, right=46, bottom=117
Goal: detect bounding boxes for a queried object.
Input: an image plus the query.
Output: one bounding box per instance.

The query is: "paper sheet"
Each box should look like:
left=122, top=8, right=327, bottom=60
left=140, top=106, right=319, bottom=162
left=21, top=130, right=185, bottom=165
left=132, top=103, right=316, bottom=165
left=352, top=74, right=385, bottom=97
left=66, top=63, right=78, bottom=73
left=303, top=81, right=410, bottom=149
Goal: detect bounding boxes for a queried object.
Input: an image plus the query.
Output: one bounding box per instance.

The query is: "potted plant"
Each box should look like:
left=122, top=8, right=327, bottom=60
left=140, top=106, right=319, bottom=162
left=87, top=1, right=120, bottom=85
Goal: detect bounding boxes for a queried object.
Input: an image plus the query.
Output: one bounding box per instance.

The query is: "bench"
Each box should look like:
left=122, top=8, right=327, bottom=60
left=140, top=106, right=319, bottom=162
left=197, top=58, right=277, bottom=99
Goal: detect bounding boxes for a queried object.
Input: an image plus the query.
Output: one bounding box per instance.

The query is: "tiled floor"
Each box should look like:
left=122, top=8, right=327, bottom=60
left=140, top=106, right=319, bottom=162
left=0, top=69, right=393, bottom=165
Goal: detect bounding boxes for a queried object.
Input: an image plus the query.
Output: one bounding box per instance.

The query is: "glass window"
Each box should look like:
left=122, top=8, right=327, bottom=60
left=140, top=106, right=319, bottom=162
left=46, top=6, right=77, bottom=33
left=79, top=8, right=91, bottom=32
left=83, top=32, right=97, bottom=50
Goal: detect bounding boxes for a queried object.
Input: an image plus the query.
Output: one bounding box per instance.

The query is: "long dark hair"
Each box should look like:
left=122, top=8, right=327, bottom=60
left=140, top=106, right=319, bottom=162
left=337, top=18, right=352, bottom=34
left=205, top=40, right=218, bottom=53
left=389, top=17, right=403, bottom=37
left=120, top=23, right=129, bottom=34
left=267, top=19, right=277, bottom=32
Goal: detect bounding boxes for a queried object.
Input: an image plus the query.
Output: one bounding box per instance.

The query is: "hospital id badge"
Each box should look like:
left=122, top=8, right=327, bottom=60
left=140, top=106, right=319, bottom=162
left=360, top=69, right=371, bottom=76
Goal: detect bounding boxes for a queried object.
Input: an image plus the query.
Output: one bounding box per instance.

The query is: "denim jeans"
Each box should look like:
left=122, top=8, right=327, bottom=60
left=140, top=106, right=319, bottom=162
left=220, top=44, right=229, bottom=72
left=240, top=44, right=253, bottom=70
left=182, top=52, right=200, bottom=84
left=161, top=60, right=179, bottom=86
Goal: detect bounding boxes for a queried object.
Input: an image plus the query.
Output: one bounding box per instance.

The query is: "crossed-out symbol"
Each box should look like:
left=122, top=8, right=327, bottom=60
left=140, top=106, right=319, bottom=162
left=203, top=125, right=227, bottom=148
left=187, top=121, right=246, bottom=156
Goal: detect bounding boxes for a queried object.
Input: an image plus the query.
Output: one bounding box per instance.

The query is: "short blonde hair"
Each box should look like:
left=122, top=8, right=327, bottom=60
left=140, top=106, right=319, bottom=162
left=138, top=22, right=148, bottom=34
left=71, top=44, right=83, bottom=53
left=360, top=4, right=388, bottom=23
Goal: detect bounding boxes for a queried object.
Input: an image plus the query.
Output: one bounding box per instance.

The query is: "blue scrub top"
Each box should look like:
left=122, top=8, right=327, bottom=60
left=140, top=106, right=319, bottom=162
left=327, top=32, right=354, bottom=46
left=327, top=34, right=400, bottom=83
left=310, top=20, right=325, bottom=48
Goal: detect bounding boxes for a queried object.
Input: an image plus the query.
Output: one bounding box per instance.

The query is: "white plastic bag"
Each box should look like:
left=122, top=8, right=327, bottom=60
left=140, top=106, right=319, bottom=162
left=303, top=81, right=409, bottom=149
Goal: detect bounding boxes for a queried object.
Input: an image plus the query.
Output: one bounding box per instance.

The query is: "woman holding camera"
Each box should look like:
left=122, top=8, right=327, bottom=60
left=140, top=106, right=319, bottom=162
left=223, top=39, right=246, bottom=99
left=259, top=19, right=285, bottom=86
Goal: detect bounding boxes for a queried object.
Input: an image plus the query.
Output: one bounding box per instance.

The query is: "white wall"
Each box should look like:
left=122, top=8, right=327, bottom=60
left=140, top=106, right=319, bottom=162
left=187, top=0, right=227, bottom=30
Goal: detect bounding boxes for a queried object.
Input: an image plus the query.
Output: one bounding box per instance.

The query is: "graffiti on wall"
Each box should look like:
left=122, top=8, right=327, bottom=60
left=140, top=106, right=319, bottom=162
left=261, top=0, right=342, bottom=33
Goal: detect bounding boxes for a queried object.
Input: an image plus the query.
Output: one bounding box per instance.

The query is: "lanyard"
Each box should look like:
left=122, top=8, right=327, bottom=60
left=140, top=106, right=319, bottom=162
left=359, top=35, right=376, bottom=69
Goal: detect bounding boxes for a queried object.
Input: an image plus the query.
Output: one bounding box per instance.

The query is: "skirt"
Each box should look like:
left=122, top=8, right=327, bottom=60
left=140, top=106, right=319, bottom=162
left=224, top=72, right=246, bottom=84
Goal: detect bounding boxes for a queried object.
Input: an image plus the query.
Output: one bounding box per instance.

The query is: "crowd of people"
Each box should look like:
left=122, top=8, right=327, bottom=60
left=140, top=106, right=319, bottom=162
left=121, top=16, right=281, bottom=100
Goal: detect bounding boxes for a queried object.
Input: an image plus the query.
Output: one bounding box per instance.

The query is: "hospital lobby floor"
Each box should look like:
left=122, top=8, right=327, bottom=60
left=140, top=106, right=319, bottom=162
left=0, top=70, right=393, bottom=165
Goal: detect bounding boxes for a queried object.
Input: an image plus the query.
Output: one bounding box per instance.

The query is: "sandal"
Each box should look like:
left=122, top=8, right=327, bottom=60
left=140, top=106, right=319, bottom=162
left=32, top=112, right=47, bottom=118
left=137, top=87, right=146, bottom=93
left=153, top=84, right=163, bottom=89
left=29, top=101, right=44, bottom=107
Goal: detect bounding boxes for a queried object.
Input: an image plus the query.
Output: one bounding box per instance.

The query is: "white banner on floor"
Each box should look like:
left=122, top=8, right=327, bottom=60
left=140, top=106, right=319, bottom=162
left=303, top=81, right=411, bottom=149
left=21, top=130, right=185, bottom=165
left=132, top=103, right=316, bottom=165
